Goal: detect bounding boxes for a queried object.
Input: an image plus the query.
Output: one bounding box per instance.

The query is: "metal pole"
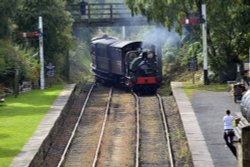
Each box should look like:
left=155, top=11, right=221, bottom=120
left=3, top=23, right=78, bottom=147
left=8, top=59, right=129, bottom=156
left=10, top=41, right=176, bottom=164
left=39, top=16, right=45, bottom=90
left=202, top=4, right=209, bottom=85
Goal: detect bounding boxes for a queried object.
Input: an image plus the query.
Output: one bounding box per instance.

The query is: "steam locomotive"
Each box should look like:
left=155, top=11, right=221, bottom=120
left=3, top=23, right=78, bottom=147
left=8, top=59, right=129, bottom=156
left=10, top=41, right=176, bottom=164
left=90, top=35, right=162, bottom=93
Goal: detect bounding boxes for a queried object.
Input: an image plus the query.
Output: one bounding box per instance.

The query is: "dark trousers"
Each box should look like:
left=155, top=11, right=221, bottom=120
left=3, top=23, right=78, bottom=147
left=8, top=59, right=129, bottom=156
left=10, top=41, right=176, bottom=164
left=224, top=131, right=237, bottom=157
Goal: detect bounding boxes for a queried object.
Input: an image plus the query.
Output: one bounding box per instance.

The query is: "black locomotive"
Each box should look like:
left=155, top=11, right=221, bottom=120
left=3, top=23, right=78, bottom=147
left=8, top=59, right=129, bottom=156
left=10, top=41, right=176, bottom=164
left=90, top=35, right=162, bottom=93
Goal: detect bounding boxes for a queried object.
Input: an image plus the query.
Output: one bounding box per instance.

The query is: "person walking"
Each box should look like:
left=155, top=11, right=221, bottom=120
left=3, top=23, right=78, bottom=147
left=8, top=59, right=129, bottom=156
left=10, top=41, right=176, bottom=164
left=223, top=109, right=237, bottom=156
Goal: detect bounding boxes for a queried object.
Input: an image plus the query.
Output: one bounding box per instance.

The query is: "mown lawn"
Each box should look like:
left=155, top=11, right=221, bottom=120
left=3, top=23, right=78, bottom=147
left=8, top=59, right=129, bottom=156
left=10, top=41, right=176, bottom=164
left=183, top=82, right=228, bottom=97
left=0, top=85, right=63, bottom=167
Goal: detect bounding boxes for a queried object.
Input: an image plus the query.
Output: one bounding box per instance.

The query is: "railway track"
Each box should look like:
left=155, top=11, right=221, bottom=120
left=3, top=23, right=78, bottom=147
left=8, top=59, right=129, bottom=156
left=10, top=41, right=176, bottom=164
left=40, top=83, right=192, bottom=166
left=57, top=89, right=175, bottom=167
left=57, top=84, right=112, bottom=167
left=57, top=86, right=137, bottom=167
left=41, top=83, right=94, bottom=167
left=134, top=93, right=174, bottom=167
left=94, top=89, right=136, bottom=166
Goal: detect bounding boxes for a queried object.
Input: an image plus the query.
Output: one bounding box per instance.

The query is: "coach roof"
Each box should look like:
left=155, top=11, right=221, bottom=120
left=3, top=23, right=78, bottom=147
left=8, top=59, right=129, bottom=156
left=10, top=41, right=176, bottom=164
left=92, top=38, right=118, bottom=45
left=110, top=41, right=142, bottom=48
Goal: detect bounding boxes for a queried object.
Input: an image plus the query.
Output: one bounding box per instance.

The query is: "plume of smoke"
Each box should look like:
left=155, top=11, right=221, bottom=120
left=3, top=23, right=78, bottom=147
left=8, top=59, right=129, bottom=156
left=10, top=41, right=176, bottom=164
left=85, top=0, right=181, bottom=51
left=140, top=26, right=181, bottom=50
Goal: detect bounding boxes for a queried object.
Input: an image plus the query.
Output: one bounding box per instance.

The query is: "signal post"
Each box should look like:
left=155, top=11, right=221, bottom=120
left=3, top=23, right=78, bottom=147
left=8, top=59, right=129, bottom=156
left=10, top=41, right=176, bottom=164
left=180, top=4, right=209, bottom=85
left=201, top=4, right=209, bottom=85
left=38, top=16, right=45, bottom=90
left=18, top=16, right=45, bottom=90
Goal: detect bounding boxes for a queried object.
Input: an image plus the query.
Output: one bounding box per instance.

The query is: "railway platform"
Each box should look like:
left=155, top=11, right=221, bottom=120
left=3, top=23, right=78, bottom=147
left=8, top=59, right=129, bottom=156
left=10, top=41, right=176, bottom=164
left=171, top=82, right=238, bottom=167
left=10, top=84, right=75, bottom=167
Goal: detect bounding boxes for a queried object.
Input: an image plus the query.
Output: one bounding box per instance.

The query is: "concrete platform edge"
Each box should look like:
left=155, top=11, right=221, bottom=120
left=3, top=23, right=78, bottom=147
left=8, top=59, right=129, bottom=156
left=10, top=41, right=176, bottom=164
left=10, top=84, right=76, bottom=167
left=171, top=82, right=215, bottom=167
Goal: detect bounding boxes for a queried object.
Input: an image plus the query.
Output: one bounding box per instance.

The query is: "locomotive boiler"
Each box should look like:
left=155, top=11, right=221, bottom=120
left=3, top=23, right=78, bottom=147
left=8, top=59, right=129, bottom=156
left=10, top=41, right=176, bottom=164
left=90, top=35, right=162, bottom=93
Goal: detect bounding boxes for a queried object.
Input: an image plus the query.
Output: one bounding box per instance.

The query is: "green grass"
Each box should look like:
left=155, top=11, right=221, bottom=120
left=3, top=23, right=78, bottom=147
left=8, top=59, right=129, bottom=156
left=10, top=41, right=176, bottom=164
left=0, top=85, right=63, bottom=167
left=183, top=82, right=228, bottom=97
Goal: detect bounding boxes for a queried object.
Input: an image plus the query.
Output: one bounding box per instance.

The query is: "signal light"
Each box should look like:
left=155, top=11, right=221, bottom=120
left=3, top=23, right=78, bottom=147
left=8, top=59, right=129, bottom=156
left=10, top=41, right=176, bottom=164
left=180, top=16, right=206, bottom=25
left=180, top=18, right=201, bottom=25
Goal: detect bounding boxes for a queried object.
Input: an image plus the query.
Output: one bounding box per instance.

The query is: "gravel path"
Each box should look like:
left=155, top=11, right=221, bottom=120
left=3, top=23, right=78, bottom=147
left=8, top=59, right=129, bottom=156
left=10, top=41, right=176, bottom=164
left=191, top=91, right=239, bottom=167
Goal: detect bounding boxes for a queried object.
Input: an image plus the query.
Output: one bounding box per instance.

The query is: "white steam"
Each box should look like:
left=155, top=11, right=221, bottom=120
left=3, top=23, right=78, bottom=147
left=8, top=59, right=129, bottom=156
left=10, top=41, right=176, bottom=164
left=141, top=26, right=181, bottom=50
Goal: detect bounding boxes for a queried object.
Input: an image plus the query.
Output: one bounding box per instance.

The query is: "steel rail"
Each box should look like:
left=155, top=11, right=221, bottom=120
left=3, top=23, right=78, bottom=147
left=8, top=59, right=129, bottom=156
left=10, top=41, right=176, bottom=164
left=92, top=87, right=113, bottom=167
left=57, top=83, right=95, bottom=167
left=133, top=92, right=140, bottom=167
left=157, top=94, right=175, bottom=167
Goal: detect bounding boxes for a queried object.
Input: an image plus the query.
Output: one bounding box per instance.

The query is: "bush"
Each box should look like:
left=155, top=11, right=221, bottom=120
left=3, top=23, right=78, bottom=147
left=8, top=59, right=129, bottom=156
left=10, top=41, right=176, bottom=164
left=0, top=40, right=39, bottom=88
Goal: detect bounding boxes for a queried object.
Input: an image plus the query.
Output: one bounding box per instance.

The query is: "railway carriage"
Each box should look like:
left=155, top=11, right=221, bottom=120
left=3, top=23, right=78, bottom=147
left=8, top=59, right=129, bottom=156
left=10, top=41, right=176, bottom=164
left=91, top=35, right=162, bottom=93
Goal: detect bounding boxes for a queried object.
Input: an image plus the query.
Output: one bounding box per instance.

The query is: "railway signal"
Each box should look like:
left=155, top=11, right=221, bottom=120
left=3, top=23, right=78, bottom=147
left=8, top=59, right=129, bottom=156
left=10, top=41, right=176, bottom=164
left=19, top=31, right=39, bottom=38
left=180, top=18, right=201, bottom=25
left=19, top=17, right=45, bottom=90
left=180, top=4, right=208, bottom=85
left=180, top=17, right=205, bottom=25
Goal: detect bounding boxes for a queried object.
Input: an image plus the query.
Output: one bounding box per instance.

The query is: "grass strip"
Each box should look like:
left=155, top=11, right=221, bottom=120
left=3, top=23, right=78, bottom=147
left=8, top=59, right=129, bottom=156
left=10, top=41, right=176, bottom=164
left=183, top=82, right=228, bottom=97
left=0, top=85, right=63, bottom=167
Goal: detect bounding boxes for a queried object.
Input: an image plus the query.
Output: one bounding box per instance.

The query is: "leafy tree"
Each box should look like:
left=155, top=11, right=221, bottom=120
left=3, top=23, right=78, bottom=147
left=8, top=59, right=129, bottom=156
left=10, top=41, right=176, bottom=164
left=0, top=0, right=41, bottom=89
left=206, top=1, right=250, bottom=81
left=126, top=0, right=250, bottom=82
left=0, top=0, right=20, bottom=39
left=0, top=40, right=39, bottom=87
left=16, top=0, right=73, bottom=79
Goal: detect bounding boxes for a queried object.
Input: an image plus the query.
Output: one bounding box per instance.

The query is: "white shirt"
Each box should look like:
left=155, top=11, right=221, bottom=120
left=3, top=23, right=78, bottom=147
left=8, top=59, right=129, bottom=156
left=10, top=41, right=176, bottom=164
left=223, top=115, right=234, bottom=130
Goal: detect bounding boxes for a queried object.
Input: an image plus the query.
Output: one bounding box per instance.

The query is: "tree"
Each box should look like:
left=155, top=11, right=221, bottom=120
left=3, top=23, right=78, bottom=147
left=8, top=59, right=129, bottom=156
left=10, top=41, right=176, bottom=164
left=125, top=0, right=250, bottom=82
left=0, top=0, right=20, bottom=39
left=0, top=0, right=40, bottom=88
left=204, top=1, right=250, bottom=81
left=0, top=40, right=39, bottom=88
left=16, top=0, right=73, bottom=79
